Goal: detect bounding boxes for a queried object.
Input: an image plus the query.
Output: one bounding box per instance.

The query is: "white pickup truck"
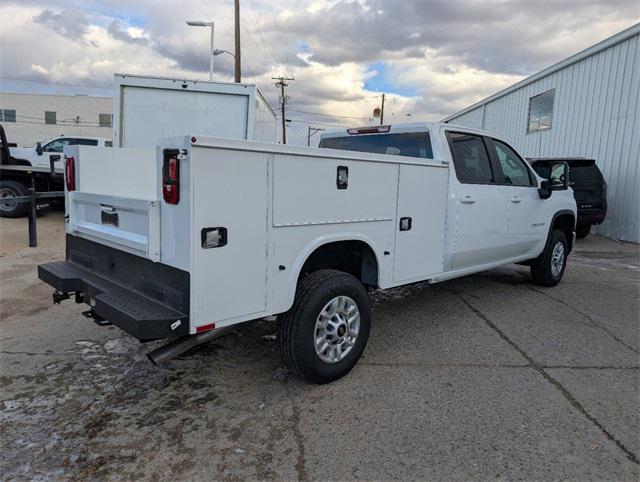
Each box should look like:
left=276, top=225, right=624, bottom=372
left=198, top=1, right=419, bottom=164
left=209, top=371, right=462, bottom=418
left=38, top=122, right=576, bottom=384
left=10, top=135, right=112, bottom=169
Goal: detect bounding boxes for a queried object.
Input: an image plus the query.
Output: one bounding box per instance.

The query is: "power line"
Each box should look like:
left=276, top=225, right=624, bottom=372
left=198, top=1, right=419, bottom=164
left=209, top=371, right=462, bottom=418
left=0, top=76, right=109, bottom=90
left=286, top=109, right=370, bottom=120
left=283, top=118, right=346, bottom=128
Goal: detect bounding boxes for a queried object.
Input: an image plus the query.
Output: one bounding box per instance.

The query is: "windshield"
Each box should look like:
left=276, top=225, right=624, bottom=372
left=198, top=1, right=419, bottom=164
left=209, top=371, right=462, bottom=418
left=319, top=132, right=433, bottom=159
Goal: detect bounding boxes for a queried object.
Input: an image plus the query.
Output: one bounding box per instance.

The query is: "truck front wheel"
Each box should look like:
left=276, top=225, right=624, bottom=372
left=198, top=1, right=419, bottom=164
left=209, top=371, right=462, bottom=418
left=0, top=180, right=29, bottom=218
left=530, top=229, right=568, bottom=287
left=277, top=269, right=371, bottom=384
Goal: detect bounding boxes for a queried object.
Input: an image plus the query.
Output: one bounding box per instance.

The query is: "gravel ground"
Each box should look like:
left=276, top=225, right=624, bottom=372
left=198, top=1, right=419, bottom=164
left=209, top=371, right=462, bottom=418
left=1, top=210, right=638, bottom=481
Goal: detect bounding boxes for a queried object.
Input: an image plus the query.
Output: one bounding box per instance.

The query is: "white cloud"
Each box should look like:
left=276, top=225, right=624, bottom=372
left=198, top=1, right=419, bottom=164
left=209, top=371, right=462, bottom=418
left=1, top=0, right=638, bottom=145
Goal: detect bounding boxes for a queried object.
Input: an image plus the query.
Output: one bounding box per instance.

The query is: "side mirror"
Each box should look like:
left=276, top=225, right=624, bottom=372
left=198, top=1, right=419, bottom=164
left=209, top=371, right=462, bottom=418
left=36, top=142, right=43, bottom=156
left=549, top=161, right=569, bottom=190
left=538, top=161, right=569, bottom=199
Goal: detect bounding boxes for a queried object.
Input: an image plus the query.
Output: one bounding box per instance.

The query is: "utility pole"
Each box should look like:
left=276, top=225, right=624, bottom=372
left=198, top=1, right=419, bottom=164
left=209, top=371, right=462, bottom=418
left=307, top=126, right=325, bottom=146
left=272, top=76, right=294, bottom=144
left=234, top=0, right=241, bottom=83
left=380, top=93, right=385, bottom=125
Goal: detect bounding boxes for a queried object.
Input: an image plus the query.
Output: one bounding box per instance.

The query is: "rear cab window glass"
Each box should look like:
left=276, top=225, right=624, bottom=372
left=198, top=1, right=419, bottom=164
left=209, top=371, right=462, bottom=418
left=445, top=131, right=494, bottom=184
left=319, top=132, right=433, bottom=159
left=531, top=159, right=602, bottom=184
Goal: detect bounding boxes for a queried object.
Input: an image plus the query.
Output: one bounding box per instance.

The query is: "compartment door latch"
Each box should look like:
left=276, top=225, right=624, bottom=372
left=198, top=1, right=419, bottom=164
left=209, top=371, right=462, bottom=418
left=201, top=227, right=228, bottom=248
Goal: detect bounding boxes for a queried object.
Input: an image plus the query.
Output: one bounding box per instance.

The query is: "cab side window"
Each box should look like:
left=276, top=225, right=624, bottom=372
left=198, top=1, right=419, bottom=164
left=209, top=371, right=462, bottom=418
left=446, top=132, right=494, bottom=184
left=489, top=139, right=534, bottom=187
left=43, top=138, right=71, bottom=153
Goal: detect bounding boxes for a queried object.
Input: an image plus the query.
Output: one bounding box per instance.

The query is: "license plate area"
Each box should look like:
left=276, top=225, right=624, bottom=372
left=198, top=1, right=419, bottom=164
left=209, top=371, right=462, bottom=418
left=101, top=208, right=119, bottom=227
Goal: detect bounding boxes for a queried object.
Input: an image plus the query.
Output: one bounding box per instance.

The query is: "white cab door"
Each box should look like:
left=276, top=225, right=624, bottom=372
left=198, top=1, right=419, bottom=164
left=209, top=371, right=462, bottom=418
left=486, top=137, right=548, bottom=258
left=445, top=131, right=509, bottom=270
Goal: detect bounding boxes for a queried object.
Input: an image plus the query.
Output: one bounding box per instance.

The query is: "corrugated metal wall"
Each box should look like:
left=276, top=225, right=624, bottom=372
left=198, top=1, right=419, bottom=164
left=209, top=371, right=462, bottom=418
left=447, top=32, right=639, bottom=243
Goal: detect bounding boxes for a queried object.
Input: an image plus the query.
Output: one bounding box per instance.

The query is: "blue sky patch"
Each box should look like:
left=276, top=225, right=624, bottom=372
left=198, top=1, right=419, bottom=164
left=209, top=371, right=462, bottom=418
left=364, top=62, right=417, bottom=97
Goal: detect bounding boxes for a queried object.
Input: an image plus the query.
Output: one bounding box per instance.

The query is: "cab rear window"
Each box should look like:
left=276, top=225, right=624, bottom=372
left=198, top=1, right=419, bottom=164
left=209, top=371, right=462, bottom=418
left=319, top=132, right=433, bottom=159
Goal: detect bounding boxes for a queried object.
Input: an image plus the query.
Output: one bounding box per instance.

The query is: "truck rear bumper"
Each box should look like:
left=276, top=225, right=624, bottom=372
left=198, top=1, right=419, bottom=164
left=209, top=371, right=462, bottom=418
left=38, top=235, right=190, bottom=340
left=577, top=208, right=606, bottom=226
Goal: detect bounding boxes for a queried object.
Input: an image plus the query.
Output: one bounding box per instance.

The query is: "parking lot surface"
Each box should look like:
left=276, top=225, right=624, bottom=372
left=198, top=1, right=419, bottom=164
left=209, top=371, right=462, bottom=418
left=1, top=211, right=638, bottom=480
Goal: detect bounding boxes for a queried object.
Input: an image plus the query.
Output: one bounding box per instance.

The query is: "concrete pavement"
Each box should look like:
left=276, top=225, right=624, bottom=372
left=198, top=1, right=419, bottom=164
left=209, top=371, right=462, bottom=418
left=1, top=212, right=638, bottom=480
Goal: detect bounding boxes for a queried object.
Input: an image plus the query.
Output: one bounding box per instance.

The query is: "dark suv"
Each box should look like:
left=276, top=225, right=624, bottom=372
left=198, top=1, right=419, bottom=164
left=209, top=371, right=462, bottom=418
left=529, top=158, right=607, bottom=239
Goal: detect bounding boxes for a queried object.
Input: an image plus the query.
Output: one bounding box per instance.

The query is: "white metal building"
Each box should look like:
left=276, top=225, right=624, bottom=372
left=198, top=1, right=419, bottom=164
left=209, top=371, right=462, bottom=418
left=443, top=24, right=639, bottom=243
left=0, top=92, right=113, bottom=147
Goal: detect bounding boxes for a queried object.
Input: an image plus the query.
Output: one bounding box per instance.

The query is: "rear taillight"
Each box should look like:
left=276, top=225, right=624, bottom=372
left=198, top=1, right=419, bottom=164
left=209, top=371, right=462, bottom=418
left=65, top=156, right=76, bottom=192
left=162, top=151, right=180, bottom=204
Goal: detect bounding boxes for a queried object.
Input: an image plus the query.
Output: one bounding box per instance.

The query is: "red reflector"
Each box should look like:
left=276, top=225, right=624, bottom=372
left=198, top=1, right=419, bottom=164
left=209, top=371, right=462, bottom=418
left=162, top=155, right=180, bottom=204
left=347, top=125, right=391, bottom=135
left=65, top=156, right=76, bottom=192
left=196, top=323, right=215, bottom=333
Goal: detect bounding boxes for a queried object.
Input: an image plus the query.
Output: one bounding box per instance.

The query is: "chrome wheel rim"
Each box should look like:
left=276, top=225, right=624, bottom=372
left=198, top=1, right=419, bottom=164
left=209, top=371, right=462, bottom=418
left=314, top=295, right=360, bottom=363
left=551, top=241, right=565, bottom=277
left=0, top=188, right=18, bottom=212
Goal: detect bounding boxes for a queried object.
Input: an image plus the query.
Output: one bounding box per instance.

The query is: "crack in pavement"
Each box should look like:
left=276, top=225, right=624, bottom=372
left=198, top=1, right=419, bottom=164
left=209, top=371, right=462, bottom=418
left=541, top=365, right=640, bottom=370
left=289, top=397, right=308, bottom=481
left=450, top=287, right=640, bottom=466
left=360, top=362, right=529, bottom=368
left=359, top=362, right=640, bottom=370
left=0, top=350, right=83, bottom=357
left=526, top=285, right=639, bottom=354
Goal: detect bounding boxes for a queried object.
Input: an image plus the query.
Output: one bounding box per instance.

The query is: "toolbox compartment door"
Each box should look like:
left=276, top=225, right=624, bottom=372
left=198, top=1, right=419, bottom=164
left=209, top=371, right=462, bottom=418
left=68, top=192, right=160, bottom=261
left=393, top=164, right=448, bottom=283
left=190, top=147, right=270, bottom=328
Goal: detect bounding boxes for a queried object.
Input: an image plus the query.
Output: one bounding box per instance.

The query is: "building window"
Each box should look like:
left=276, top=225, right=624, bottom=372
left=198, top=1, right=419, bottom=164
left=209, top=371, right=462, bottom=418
left=45, top=111, right=57, bottom=125
left=527, top=89, right=554, bottom=132
left=99, top=113, right=113, bottom=128
left=0, top=109, right=16, bottom=122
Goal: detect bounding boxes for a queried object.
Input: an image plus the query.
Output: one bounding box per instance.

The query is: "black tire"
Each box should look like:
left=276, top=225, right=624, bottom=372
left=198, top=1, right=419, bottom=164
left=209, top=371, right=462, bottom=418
left=277, top=269, right=371, bottom=384
left=0, top=180, right=29, bottom=218
left=575, top=224, right=591, bottom=239
left=530, top=229, right=568, bottom=287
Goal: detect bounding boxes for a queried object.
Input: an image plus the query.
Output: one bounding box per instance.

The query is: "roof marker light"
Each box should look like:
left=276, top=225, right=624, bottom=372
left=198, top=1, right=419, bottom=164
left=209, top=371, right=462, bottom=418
left=347, top=125, right=391, bottom=135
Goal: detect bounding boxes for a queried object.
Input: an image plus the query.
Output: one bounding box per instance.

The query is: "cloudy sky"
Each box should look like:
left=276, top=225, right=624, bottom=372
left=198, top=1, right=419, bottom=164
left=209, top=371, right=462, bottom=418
left=0, top=0, right=638, bottom=144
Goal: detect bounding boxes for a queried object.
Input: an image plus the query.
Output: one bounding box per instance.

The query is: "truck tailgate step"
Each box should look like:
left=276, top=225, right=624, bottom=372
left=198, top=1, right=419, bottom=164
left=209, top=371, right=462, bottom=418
left=38, top=261, right=188, bottom=340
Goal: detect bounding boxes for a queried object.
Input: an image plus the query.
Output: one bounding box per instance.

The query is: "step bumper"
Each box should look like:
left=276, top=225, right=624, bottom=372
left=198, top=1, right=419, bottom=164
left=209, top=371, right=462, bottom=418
left=38, top=260, right=189, bottom=340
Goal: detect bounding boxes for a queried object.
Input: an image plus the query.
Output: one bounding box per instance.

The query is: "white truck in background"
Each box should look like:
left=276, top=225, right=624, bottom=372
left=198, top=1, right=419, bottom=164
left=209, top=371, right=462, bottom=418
left=10, top=136, right=112, bottom=169
left=38, top=123, right=576, bottom=384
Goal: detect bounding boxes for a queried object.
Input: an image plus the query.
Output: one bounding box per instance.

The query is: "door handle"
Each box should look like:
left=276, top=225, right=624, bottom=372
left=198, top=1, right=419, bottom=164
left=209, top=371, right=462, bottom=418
left=510, top=197, right=522, bottom=203
left=460, top=196, right=475, bottom=204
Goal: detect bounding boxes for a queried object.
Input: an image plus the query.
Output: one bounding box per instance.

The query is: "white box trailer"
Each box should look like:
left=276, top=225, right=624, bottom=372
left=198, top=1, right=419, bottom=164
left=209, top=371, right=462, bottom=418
left=112, top=74, right=277, bottom=148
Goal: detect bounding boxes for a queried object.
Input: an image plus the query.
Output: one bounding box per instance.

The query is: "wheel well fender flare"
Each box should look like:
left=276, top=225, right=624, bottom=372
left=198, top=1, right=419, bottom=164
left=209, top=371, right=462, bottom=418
left=286, top=233, right=383, bottom=305
left=549, top=209, right=576, bottom=251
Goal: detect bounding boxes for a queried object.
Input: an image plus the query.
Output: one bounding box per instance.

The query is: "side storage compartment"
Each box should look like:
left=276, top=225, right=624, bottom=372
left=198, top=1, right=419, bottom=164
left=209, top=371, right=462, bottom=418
left=189, top=146, right=271, bottom=329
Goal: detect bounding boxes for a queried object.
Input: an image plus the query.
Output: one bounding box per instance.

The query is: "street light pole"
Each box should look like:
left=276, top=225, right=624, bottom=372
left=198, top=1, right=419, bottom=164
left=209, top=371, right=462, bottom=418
left=186, top=20, right=215, bottom=81
left=209, top=23, right=214, bottom=81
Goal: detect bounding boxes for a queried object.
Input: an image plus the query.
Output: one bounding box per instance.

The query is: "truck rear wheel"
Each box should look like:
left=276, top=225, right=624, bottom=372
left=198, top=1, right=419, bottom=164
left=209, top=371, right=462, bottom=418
left=0, top=180, right=29, bottom=218
left=530, top=229, right=568, bottom=287
left=277, top=269, right=371, bottom=384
